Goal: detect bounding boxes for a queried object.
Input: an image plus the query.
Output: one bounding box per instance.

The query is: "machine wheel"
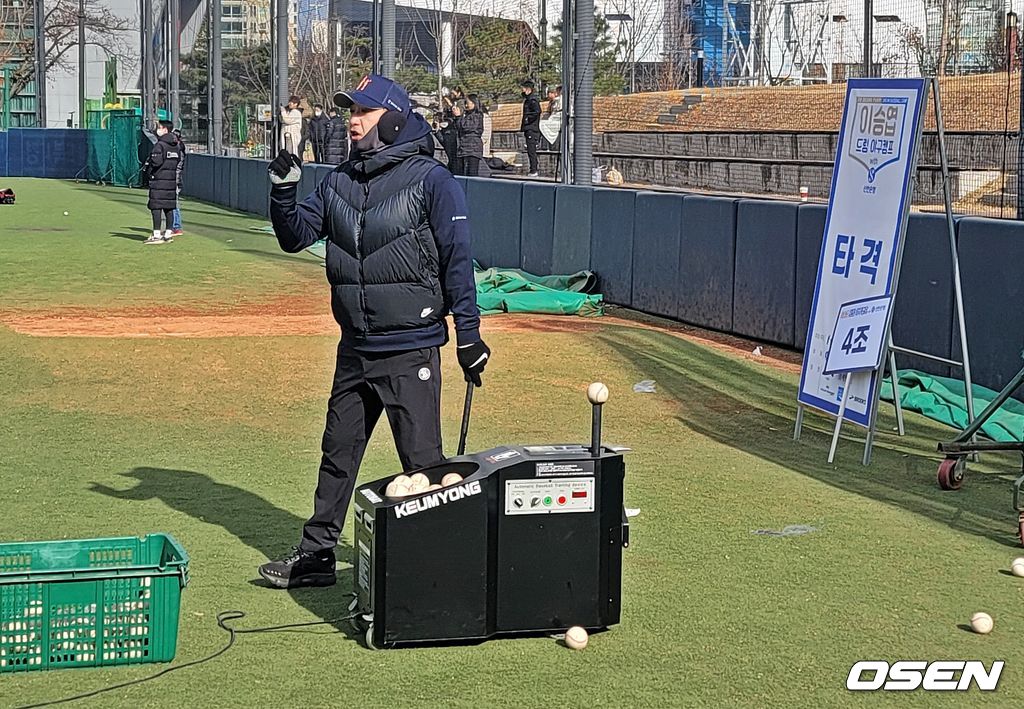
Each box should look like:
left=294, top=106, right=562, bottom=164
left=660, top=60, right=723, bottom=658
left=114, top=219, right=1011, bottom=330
left=352, top=612, right=371, bottom=634
left=937, top=457, right=966, bottom=490
left=364, top=623, right=378, bottom=650
left=1018, top=512, right=1024, bottom=547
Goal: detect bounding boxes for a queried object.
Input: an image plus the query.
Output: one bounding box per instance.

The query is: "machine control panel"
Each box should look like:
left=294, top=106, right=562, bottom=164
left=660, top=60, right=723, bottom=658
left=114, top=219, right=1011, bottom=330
left=504, top=477, right=595, bottom=515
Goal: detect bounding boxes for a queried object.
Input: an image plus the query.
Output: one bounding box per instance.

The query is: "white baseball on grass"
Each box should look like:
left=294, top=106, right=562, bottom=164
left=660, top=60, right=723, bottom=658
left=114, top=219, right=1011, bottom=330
left=971, top=612, right=994, bottom=634
left=564, top=626, right=588, bottom=650
left=587, top=382, right=609, bottom=405
left=1011, top=557, right=1024, bottom=577
left=441, top=473, right=463, bottom=487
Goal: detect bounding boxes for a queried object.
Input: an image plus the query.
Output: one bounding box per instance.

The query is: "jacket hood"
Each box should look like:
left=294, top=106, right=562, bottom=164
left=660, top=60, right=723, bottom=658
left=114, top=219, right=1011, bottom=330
left=158, top=131, right=179, bottom=146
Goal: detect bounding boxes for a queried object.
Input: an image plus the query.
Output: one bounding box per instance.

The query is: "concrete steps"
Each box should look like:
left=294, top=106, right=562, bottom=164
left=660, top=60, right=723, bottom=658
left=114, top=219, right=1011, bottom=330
left=658, top=94, right=703, bottom=125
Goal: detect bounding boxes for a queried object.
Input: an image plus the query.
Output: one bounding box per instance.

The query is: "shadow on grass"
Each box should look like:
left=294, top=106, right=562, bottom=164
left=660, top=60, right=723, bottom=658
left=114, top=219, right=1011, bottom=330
left=109, top=231, right=149, bottom=242
left=90, top=467, right=360, bottom=640
left=230, top=248, right=323, bottom=265
left=597, top=325, right=1022, bottom=548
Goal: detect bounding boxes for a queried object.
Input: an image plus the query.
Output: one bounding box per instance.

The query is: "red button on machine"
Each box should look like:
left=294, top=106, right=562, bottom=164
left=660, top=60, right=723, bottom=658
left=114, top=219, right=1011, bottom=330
left=557, top=496, right=567, bottom=505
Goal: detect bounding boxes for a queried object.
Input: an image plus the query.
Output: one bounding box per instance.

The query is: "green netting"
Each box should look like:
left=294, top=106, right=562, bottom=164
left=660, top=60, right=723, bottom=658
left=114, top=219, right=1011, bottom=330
left=83, top=111, right=142, bottom=187
left=110, top=111, right=142, bottom=187
left=881, top=370, right=1024, bottom=443
left=85, top=129, right=112, bottom=182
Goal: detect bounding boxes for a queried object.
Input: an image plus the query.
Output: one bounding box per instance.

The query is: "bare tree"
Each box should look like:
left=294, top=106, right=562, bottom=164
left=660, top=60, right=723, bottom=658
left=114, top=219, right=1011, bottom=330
left=1, top=0, right=132, bottom=98
left=754, top=0, right=836, bottom=85
left=292, top=20, right=370, bottom=104
left=660, top=0, right=694, bottom=89
left=605, top=0, right=662, bottom=91
left=406, top=0, right=488, bottom=106
left=885, top=22, right=929, bottom=76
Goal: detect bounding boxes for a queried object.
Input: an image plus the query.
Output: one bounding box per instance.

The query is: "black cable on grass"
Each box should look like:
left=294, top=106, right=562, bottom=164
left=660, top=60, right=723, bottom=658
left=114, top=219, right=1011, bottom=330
left=14, top=610, right=358, bottom=709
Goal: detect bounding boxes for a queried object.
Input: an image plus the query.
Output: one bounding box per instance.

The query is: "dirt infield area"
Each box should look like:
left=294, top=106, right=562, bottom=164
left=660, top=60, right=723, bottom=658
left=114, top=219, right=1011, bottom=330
left=0, top=298, right=802, bottom=374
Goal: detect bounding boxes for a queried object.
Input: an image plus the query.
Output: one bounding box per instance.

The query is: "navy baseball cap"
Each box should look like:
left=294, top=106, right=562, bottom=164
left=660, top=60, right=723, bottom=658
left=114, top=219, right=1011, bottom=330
left=334, top=74, right=410, bottom=113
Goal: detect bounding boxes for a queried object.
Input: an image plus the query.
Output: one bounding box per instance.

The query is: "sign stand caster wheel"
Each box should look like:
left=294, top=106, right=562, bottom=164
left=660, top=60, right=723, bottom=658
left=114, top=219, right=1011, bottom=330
left=365, top=623, right=379, bottom=650
left=1018, top=512, right=1024, bottom=547
left=937, top=457, right=965, bottom=490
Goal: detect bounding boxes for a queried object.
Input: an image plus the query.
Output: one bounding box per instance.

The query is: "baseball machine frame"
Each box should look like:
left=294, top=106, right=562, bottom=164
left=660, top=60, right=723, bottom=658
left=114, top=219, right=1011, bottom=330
left=351, top=383, right=630, bottom=649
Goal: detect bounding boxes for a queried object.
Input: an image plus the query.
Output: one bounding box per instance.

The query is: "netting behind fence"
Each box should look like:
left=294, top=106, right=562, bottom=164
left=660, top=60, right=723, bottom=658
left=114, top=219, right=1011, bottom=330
left=81, top=111, right=144, bottom=187
left=179, top=0, right=1024, bottom=216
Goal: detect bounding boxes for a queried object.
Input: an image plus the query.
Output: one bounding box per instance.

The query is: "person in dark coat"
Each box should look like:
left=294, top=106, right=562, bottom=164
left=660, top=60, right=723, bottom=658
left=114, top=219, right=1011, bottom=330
left=258, top=74, right=490, bottom=589
left=439, top=86, right=463, bottom=173
left=309, top=104, right=331, bottom=162
left=143, top=120, right=181, bottom=244
left=453, top=94, right=484, bottom=177
left=171, top=129, right=186, bottom=235
left=520, top=80, right=541, bottom=177
left=324, top=108, right=348, bottom=164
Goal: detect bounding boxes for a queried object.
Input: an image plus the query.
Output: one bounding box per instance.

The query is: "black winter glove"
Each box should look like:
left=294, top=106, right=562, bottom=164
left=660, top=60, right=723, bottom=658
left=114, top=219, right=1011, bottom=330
left=457, top=340, right=491, bottom=387
left=268, top=149, right=302, bottom=186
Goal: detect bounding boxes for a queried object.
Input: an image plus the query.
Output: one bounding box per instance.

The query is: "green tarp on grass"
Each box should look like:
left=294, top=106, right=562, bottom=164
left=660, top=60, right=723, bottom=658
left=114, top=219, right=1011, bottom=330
left=250, top=230, right=604, bottom=317
left=474, top=265, right=603, bottom=317
left=881, top=370, right=1024, bottom=442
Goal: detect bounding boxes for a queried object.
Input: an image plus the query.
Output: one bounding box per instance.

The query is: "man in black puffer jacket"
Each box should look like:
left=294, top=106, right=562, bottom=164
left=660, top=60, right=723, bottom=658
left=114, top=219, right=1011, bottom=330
left=259, top=74, right=491, bottom=589
left=324, top=108, right=348, bottom=164
left=143, top=120, right=181, bottom=245
left=308, top=104, right=331, bottom=163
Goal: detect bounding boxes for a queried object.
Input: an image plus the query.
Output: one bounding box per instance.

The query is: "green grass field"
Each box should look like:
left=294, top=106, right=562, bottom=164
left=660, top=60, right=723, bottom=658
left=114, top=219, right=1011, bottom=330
left=2, top=178, right=1024, bottom=707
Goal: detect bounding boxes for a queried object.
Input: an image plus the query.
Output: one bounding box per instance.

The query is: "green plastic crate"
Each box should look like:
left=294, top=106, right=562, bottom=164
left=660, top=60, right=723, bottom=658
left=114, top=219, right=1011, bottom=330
left=0, top=534, right=189, bottom=673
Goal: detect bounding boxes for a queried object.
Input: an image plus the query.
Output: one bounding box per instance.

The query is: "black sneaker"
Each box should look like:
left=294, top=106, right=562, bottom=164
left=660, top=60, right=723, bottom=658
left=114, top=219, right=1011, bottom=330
left=258, top=547, right=337, bottom=589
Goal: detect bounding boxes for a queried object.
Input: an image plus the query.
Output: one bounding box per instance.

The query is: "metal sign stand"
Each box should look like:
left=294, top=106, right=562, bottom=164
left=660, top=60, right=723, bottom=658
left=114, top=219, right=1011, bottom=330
left=886, top=77, right=977, bottom=451
left=795, top=77, right=976, bottom=465
left=828, top=371, right=854, bottom=463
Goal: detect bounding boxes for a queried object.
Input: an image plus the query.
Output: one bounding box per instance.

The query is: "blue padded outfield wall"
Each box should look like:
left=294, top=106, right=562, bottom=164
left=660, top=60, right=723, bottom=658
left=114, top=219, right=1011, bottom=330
left=175, top=153, right=1024, bottom=394
left=0, top=129, right=91, bottom=178
left=6, top=136, right=1024, bottom=394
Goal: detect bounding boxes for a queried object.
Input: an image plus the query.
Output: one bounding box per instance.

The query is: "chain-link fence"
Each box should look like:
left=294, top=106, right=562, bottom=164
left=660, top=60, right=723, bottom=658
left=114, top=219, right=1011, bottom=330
left=178, top=0, right=1024, bottom=217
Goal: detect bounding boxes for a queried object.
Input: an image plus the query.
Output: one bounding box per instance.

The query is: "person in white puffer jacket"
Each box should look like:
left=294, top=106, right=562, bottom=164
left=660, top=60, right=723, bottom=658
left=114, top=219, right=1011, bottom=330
left=279, top=95, right=304, bottom=157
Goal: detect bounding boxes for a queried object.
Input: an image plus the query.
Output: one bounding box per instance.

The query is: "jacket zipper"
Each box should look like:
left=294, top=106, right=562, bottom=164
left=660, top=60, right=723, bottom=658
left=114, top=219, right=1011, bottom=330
left=358, top=179, right=369, bottom=332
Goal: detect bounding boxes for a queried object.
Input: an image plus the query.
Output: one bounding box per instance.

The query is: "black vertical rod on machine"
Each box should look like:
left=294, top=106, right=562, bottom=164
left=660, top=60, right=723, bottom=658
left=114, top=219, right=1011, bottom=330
left=457, top=382, right=473, bottom=457
left=33, top=0, right=46, bottom=127
left=591, top=402, right=602, bottom=456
